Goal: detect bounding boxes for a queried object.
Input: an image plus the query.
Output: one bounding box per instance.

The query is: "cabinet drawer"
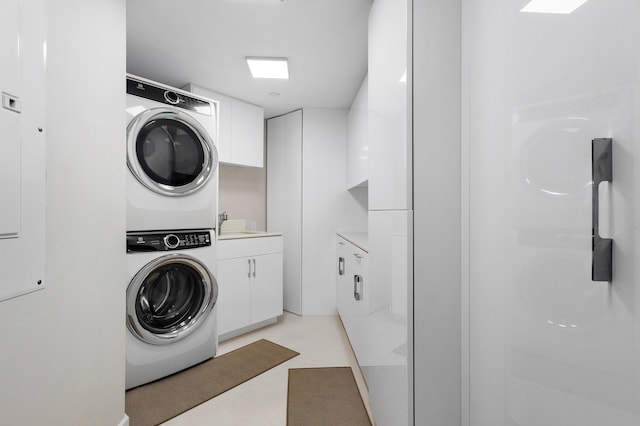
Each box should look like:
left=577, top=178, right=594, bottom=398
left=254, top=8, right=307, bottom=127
left=218, top=236, right=283, bottom=260
left=337, top=235, right=368, bottom=275
left=345, top=244, right=368, bottom=274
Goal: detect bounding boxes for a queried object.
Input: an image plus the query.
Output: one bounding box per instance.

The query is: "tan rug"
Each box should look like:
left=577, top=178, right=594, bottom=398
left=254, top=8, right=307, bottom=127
left=126, top=339, right=299, bottom=426
left=287, top=367, right=372, bottom=426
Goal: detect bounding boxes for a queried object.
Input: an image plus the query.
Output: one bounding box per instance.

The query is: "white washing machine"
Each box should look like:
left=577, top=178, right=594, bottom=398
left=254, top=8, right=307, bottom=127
left=126, top=229, right=218, bottom=390
left=126, top=74, right=219, bottom=232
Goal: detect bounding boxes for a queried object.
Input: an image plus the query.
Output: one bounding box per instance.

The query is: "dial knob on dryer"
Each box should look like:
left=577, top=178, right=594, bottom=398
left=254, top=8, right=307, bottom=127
left=163, top=234, right=180, bottom=249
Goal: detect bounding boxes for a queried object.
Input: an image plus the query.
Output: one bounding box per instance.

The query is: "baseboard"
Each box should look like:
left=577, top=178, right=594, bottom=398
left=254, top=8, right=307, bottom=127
left=118, top=414, right=129, bottom=426
left=218, top=316, right=279, bottom=342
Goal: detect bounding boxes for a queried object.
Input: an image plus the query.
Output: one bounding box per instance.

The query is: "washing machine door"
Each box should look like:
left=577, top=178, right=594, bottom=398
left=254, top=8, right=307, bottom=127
left=127, top=107, right=218, bottom=196
left=127, top=254, right=218, bottom=345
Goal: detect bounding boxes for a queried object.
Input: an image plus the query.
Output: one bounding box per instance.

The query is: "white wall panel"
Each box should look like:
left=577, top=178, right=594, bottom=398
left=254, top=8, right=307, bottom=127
left=413, top=0, right=462, bottom=425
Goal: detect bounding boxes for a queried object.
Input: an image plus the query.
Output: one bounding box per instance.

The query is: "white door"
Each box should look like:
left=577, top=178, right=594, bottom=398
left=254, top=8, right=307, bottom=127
left=466, top=1, right=640, bottom=425
left=266, top=110, right=302, bottom=314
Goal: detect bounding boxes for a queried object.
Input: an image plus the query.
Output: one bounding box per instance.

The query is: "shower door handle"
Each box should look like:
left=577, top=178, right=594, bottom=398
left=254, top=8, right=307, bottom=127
left=592, top=138, right=613, bottom=282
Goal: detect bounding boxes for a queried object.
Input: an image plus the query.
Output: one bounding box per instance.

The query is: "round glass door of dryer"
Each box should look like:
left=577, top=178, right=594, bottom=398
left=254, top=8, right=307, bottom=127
left=126, top=254, right=218, bottom=345
left=127, top=107, right=218, bottom=196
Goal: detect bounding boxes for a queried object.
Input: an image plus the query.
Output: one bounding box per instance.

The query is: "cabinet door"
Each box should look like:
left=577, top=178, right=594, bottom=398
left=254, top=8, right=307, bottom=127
left=217, top=257, right=251, bottom=335
left=368, top=0, right=411, bottom=210
left=347, top=76, right=369, bottom=189
left=251, top=252, right=283, bottom=324
left=231, top=99, right=264, bottom=167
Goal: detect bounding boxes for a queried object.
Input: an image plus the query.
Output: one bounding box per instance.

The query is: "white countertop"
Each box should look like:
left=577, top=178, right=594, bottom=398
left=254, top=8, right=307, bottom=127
left=218, top=231, right=283, bottom=241
left=337, top=231, right=368, bottom=252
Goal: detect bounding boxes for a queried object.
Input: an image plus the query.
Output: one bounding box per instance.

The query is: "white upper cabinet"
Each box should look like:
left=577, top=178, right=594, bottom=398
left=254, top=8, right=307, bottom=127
left=347, top=76, right=369, bottom=189
left=230, top=99, right=264, bottom=168
left=368, top=0, right=411, bottom=210
left=182, top=83, right=265, bottom=168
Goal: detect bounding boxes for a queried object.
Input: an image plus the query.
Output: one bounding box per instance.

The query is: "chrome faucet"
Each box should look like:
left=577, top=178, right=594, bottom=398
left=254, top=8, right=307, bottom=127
left=217, top=211, right=228, bottom=235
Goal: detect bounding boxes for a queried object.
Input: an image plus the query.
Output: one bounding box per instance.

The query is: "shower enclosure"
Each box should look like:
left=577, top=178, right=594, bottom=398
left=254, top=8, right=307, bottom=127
left=464, top=0, right=640, bottom=424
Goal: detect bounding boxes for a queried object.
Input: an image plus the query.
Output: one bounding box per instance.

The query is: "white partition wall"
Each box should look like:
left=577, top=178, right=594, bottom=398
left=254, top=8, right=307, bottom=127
left=0, top=1, right=127, bottom=425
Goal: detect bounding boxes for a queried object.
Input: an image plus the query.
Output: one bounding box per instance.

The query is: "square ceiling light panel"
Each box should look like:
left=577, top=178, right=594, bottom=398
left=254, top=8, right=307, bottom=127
left=521, top=0, right=589, bottom=14
left=246, top=57, right=289, bottom=79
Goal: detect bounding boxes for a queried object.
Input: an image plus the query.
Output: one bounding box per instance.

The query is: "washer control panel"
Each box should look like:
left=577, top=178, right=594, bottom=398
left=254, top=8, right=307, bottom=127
left=127, top=230, right=212, bottom=252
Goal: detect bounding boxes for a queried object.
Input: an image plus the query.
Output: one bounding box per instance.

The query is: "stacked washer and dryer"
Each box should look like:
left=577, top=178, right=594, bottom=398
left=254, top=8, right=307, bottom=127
left=125, top=74, right=220, bottom=390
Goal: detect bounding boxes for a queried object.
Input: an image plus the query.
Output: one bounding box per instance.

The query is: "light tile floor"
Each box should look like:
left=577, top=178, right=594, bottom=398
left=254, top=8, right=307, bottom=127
left=162, top=312, right=372, bottom=426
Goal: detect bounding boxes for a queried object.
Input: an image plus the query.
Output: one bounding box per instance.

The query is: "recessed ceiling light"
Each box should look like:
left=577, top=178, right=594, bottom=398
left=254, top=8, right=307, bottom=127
left=246, top=57, right=289, bottom=80
left=521, top=0, right=589, bottom=14
left=225, top=0, right=284, bottom=3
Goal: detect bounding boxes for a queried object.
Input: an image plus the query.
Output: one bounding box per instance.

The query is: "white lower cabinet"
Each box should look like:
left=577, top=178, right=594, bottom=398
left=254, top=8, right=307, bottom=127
left=336, top=234, right=369, bottom=362
left=217, top=236, right=283, bottom=338
left=336, top=236, right=369, bottom=318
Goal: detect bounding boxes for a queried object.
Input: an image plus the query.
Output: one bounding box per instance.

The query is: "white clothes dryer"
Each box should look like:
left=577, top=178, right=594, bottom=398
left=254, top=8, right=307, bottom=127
left=126, top=74, right=219, bottom=232
left=126, top=229, right=218, bottom=390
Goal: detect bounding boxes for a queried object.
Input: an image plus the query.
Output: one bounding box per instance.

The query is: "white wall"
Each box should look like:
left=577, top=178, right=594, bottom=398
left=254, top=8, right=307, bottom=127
left=0, top=1, right=127, bottom=425
left=219, top=164, right=267, bottom=231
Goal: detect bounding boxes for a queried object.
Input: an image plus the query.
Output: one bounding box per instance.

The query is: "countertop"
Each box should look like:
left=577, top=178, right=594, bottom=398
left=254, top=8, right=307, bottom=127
left=218, top=231, right=283, bottom=241
left=337, top=231, right=368, bottom=252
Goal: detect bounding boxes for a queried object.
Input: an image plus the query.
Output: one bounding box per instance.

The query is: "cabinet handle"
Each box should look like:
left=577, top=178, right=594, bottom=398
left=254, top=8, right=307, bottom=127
left=592, top=138, right=613, bottom=282
left=353, top=275, right=363, bottom=301
left=252, top=258, right=256, bottom=277
left=338, top=257, right=345, bottom=275
left=248, top=259, right=252, bottom=278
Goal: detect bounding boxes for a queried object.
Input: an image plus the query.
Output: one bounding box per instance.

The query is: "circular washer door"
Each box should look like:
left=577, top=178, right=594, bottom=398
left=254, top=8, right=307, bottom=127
left=127, top=254, right=218, bottom=345
left=127, top=107, right=218, bottom=196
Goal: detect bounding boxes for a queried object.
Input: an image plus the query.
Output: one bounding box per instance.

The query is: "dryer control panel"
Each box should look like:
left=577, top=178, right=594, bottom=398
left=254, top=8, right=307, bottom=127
left=127, top=230, right=212, bottom=252
left=127, top=77, right=212, bottom=116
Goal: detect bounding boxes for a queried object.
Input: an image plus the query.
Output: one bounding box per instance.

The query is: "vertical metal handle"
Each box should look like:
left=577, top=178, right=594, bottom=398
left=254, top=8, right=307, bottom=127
left=338, top=257, right=345, bottom=275
left=592, top=138, right=613, bottom=282
left=248, top=259, right=252, bottom=278
left=252, top=258, right=256, bottom=277
left=353, top=275, right=363, bottom=301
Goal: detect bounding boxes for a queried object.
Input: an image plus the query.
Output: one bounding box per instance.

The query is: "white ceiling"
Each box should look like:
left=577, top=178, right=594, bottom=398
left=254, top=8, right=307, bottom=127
left=126, top=0, right=372, bottom=118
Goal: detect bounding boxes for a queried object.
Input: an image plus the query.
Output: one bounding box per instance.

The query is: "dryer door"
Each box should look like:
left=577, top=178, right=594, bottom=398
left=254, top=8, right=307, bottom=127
left=127, top=253, right=218, bottom=345
left=127, top=107, right=218, bottom=196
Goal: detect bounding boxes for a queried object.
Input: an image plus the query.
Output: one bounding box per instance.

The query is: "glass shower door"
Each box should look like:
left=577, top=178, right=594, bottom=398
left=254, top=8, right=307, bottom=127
left=466, top=0, right=640, bottom=424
